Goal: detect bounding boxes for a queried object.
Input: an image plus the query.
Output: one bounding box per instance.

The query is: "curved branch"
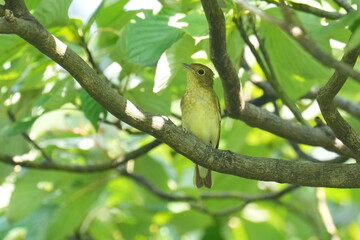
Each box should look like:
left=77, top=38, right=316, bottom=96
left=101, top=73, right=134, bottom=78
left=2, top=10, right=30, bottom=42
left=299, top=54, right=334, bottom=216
left=2, top=2, right=360, bottom=187
left=122, top=169, right=298, bottom=216
left=332, top=0, right=355, bottom=13
left=318, top=46, right=360, bottom=156
left=303, top=88, right=360, bottom=121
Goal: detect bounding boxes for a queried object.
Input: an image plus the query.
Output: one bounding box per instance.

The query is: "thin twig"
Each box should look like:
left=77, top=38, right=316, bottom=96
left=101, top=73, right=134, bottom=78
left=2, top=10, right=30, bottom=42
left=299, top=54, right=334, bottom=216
left=6, top=110, right=53, bottom=162
left=121, top=168, right=299, bottom=216
left=289, top=141, right=349, bottom=163
left=120, top=170, right=196, bottom=202
left=234, top=16, right=308, bottom=125
left=263, top=0, right=344, bottom=20
left=0, top=139, right=162, bottom=172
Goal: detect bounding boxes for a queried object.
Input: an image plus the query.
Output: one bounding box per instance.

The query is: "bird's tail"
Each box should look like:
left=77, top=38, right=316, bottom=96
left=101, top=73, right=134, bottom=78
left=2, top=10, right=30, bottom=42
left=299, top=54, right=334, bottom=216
left=194, top=165, right=212, bottom=188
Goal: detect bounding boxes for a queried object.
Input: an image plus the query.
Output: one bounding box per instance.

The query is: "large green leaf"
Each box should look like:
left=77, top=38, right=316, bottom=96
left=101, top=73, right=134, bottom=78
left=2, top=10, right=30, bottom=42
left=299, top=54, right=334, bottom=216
left=114, top=8, right=184, bottom=66
left=95, top=0, right=134, bottom=29
left=34, top=77, right=76, bottom=111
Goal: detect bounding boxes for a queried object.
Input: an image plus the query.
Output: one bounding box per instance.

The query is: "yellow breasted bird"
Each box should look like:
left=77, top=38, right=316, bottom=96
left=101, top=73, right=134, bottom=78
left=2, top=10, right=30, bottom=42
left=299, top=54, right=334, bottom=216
left=181, top=63, right=221, bottom=188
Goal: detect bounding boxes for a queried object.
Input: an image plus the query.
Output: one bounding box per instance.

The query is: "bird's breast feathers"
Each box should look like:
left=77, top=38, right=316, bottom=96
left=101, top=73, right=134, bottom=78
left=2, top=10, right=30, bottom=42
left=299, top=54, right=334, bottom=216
left=181, top=88, right=220, bottom=146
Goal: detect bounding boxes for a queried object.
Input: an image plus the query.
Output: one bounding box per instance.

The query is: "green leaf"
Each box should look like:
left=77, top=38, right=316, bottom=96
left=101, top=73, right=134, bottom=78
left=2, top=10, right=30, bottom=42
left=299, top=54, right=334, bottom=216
left=114, top=8, right=184, bottom=66
left=153, top=33, right=196, bottom=93
left=34, top=77, right=76, bottom=111
left=169, top=211, right=212, bottom=234
left=0, top=163, right=13, bottom=184
left=319, top=10, right=360, bottom=43
left=80, top=89, right=107, bottom=130
left=259, top=22, right=331, bottom=100
left=181, top=11, right=209, bottom=37
left=0, top=36, right=27, bottom=66
left=33, top=0, right=72, bottom=28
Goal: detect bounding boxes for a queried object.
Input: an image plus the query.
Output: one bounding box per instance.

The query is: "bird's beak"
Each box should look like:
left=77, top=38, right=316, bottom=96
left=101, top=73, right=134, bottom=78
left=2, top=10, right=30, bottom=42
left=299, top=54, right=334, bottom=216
left=182, top=63, right=192, bottom=71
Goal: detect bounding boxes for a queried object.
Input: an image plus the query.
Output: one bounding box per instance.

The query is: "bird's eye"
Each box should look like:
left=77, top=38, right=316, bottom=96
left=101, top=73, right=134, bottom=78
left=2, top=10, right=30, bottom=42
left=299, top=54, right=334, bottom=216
left=198, top=69, right=205, bottom=75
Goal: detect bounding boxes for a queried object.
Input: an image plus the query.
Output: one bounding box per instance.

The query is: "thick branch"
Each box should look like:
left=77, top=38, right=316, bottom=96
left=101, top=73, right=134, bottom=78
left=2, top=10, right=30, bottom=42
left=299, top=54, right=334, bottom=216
left=239, top=103, right=357, bottom=159
left=1, top=3, right=360, bottom=187
left=200, top=0, right=245, bottom=116
left=318, top=47, right=360, bottom=156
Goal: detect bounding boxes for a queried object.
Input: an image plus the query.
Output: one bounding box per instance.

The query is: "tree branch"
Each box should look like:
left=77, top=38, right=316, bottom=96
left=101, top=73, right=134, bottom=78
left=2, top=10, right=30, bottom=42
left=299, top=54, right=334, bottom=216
left=121, top=170, right=196, bottom=202
left=304, top=87, right=360, bottom=121
left=122, top=168, right=299, bottom=216
left=234, top=16, right=308, bottom=125
left=200, top=0, right=245, bottom=116
left=263, top=0, right=344, bottom=20
left=318, top=46, right=360, bottom=156
left=238, top=103, right=357, bottom=160
left=332, top=0, right=355, bottom=13
left=236, top=0, right=360, bottom=84
left=2, top=1, right=360, bottom=187
left=6, top=110, right=53, bottom=162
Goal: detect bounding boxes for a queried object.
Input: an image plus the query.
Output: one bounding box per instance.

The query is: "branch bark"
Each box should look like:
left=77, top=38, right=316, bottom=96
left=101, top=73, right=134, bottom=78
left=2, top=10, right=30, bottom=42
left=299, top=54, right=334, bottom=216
left=318, top=46, right=360, bottom=156
left=1, top=0, right=360, bottom=188
left=200, top=0, right=245, bottom=116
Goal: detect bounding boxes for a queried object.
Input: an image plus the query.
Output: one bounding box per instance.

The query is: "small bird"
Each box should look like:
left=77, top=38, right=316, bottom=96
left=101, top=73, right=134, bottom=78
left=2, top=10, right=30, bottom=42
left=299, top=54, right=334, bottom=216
left=181, top=63, right=221, bottom=188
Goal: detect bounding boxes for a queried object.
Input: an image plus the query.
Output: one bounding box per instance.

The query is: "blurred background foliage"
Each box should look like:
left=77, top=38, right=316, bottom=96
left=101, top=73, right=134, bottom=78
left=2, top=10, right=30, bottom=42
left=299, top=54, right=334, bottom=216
left=1, top=0, right=360, bottom=239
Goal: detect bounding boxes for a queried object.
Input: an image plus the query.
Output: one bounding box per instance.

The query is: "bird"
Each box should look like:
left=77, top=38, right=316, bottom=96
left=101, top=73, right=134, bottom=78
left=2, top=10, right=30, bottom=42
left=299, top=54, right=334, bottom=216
left=180, top=63, right=221, bottom=188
